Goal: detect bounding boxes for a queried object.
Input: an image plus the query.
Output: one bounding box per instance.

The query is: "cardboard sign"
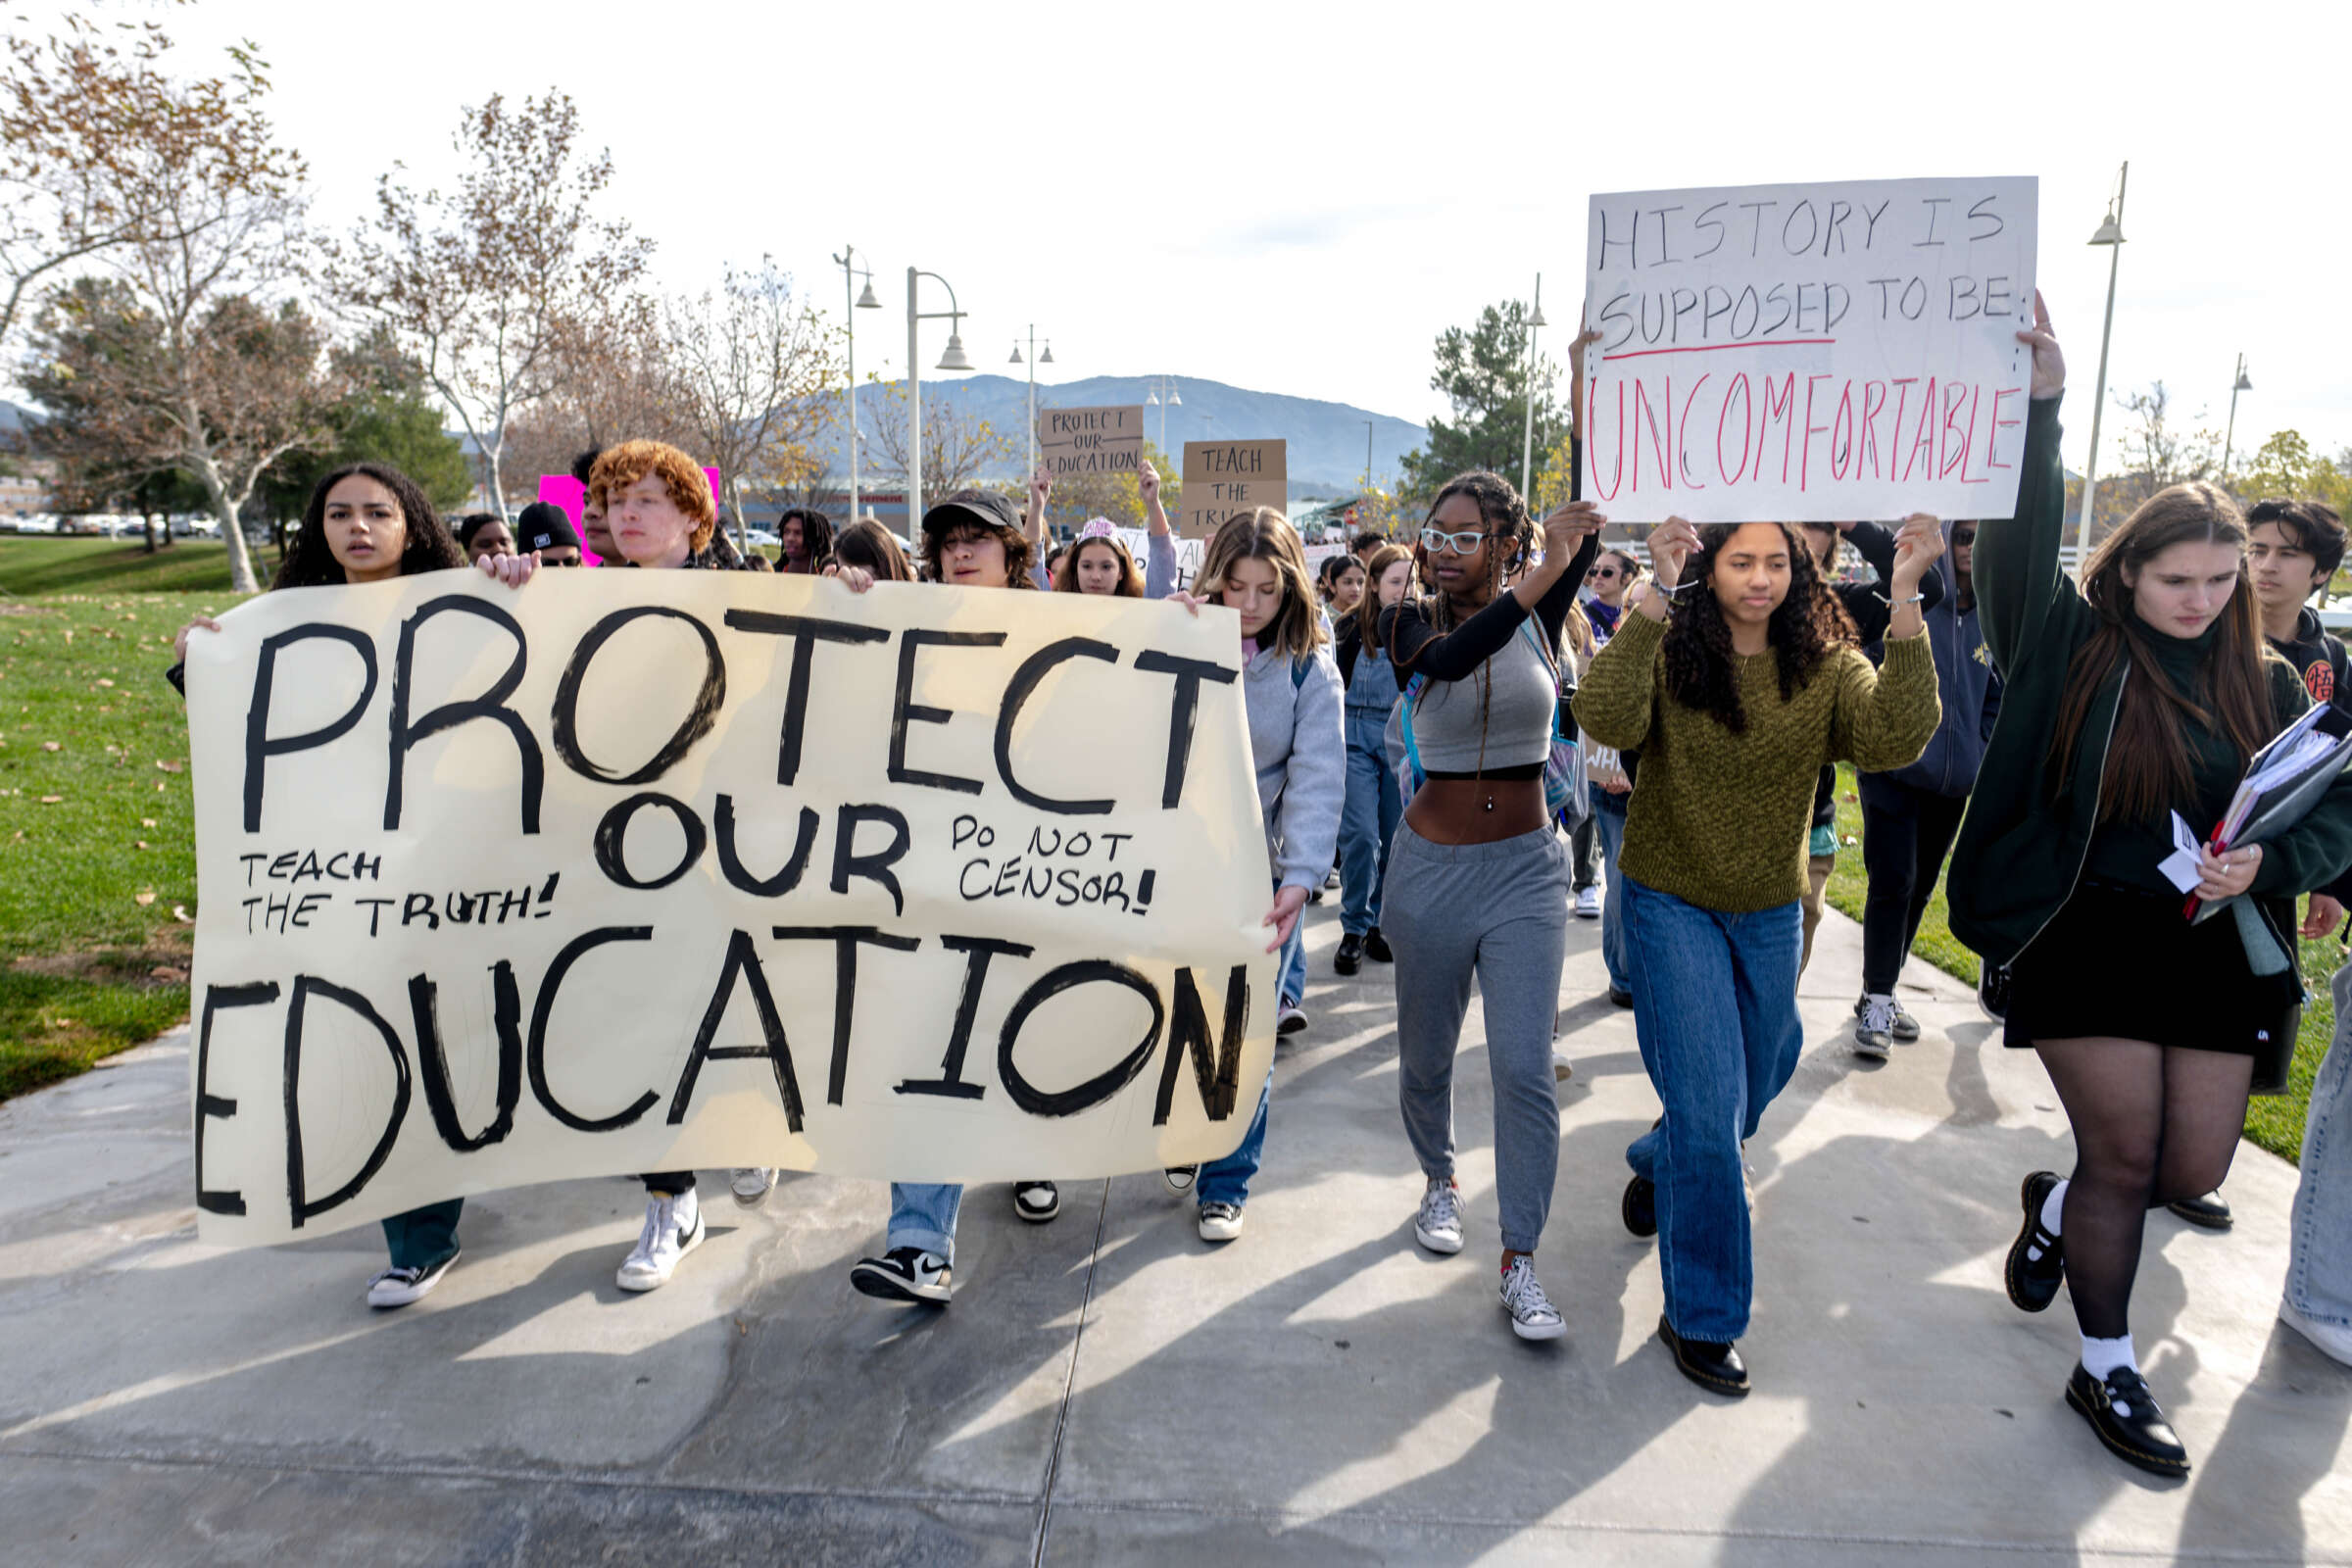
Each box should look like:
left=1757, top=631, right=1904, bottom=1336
left=1037, top=406, right=1145, bottom=478
left=1179, top=440, right=1288, bottom=541
left=181, top=571, right=1276, bottom=1247
left=1581, top=176, right=2039, bottom=522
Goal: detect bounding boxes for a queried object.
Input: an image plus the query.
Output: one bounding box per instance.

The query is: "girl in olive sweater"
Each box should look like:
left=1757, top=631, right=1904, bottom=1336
left=1574, top=511, right=1940, bottom=1396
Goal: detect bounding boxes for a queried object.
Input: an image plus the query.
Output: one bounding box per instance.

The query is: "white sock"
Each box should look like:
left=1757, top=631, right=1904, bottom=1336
left=2081, top=1332, right=2136, bottom=1382
left=2040, top=1178, right=2068, bottom=1235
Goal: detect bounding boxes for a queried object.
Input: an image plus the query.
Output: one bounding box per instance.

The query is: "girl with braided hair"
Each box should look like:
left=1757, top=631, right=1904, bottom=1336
left=1576, top=509, right=1941, bottom=1396
left=1378, top=465, right=1601, bottom=1341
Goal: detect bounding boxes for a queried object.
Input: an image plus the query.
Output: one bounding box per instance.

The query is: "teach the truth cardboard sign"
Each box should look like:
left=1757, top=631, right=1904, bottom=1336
left=1179, top=440, right=1287, bottom=541
left=181, top=571, right=1276, bottom=1246
left=1581, top=174, right=2039, bottom=522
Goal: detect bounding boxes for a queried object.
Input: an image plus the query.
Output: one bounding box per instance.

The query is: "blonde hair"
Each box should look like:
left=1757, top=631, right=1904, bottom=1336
left=1198, top=507, right=1325, bottom=659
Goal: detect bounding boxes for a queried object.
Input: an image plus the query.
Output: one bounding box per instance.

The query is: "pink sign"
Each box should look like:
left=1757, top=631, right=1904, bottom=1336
left=538, top=466, right=723, bottom=567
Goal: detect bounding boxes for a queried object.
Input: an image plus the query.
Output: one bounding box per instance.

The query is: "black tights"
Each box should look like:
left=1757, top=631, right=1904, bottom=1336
left=2035, top=1039, right=2253, bottom=1339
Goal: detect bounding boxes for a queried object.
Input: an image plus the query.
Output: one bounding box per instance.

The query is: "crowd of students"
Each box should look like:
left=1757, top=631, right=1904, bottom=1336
left=169, top=297, right=2352, bottom=1483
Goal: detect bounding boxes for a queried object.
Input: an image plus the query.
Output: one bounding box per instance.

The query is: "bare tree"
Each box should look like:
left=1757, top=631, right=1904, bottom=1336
left=2112, top=380, right=2221, bottom=496
left=330, top=91, right=651, bottom=518
left=492, top=295, right=690, bottom=503
left=662, top=259, right=841, bottom=551
left=862, top=382, right=1014, bottom=498
left=0, top=16, right=285, bottom=356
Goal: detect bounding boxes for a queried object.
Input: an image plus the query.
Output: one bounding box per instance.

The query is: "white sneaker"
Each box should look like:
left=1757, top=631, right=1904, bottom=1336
left=1499, top=1255, right=1567, bottom=1340
left=1574, top=886, right=1601, bottom=919
left=2280, top=1297, right=2352, bottom=1367
left=1198, top=1200, right=1245, bottom=1242
left=850, top=1247, right=953, bottom=1304
left=1552, top=1049, right=1575, bottom=1082
left=617, top=1188, right=704, bottom=1293
left=367, top=1250, right=459, bottom=1309
left=1414, top=1176, right=1464, bottom=1254
left=730, top=1167, right=776, bottom=1206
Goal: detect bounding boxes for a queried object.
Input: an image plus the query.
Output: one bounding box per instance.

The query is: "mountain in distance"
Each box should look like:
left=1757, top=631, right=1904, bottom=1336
left=816, top=373, right=1429, bottom=495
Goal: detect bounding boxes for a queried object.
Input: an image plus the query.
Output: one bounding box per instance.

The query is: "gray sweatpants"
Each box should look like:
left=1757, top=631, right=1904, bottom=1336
left=1383, top=820, right=1570, bottom=1253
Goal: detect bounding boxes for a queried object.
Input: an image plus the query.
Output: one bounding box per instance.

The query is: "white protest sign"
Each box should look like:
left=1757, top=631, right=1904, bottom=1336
left=1038, top=405, right=1146, bottom=478
left=1581, top=175, right=2038, bottom=522
left=182, top=571, right=1276, bottom=1248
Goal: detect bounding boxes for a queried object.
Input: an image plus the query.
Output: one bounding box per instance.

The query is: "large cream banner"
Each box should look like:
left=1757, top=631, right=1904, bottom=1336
left=1581, top=174, right=2038, bottom=522
left=182, top=570, right=1277, bottom=1248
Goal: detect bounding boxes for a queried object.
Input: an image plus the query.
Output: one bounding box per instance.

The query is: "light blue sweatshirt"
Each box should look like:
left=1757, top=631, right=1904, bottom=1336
left=1242, top=643, right=1347, bottom=893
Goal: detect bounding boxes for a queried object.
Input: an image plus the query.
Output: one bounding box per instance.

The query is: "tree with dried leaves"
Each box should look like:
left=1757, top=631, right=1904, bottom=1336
left=861, top=382, right=1014, bottom=499
left=330, top=91, right=652, bottom=519
left=494, top=294, right=690, bottom=504
left=662, top=259, right=841, bottom=552
left=0, top=11, right=284, bottom=356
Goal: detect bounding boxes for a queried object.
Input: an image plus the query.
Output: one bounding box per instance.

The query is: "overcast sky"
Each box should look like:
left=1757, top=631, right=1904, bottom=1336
left=51, top=0, right=2352, bottom=480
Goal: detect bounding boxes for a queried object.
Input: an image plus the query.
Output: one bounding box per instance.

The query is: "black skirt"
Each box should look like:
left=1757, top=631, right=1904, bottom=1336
left=2004, top=880, right=2300, bottom=1059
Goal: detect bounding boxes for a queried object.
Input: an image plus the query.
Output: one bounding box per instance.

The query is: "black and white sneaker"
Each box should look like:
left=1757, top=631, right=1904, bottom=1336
left=1978, top=962, right=2010, bottom=1023
left=851, top=1247, right=953, bottom=1304
left=2066, top=1363, right=2188, bottom=1477
left=367, top=1250, right=459, bottom=1309
left=1856, top=994, right=1923, bottom=1042
left=1198, top=1200, right=1245, bottom=1242
left=1851, top=996, right=1893, bottom=1060
left=1014, top=1181, right=1059, bottom=1223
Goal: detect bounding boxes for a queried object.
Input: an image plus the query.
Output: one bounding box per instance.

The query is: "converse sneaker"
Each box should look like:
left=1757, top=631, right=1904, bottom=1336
left=1852, top=995, right=1893, bottom=1059
left=1574, top=886, right=1601, bottom=919
left=1163, top=1165, right=1199, bottom=1195
left=367, top=1250, right=459, bottom=1309
left=850, top=1246, right=953, bottom=1304
left=1198, top=1200, right=1245, bottom=1242
left=1499, top=1255, right=1567, bottom=1341
left=1277, top=1004, right=1307, bottom=1036
left=730, top=1167, right=776, bottom=1206
left=616, top=1188, right=704, bottom=1293
left=1413, top=1176, right=1464, bottom=1254
left=1013, top=1181, right=1059, bottom=1223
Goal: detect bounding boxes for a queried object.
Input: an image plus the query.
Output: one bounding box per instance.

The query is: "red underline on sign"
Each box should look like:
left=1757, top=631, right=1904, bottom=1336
left=1601, top=338, right=1838, bottom=362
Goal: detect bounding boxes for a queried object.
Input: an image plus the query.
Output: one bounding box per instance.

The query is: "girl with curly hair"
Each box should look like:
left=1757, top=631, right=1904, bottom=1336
left=1950, top=302, right=2352, bottom=1474
left=1575, top=506, right=1940, bottom=1395
left=1377, top=463, right=1601, bottom=1341
left=167, top=461, right=537, bottom=1312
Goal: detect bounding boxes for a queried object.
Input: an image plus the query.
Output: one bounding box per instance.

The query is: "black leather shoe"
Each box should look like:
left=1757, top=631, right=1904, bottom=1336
left=2066, top=1363, right=2188, bottom=1478
left=2005, top=1170, right=2066, bottom=1313
left=1978, top=962, right=2010, bottom=1023
left=2166, top=1191, right=2233, bottom=1231
left=1659, top=1315, right=1748, bottom=1396
left=1622, top=1174, right=1657, bottom=1238
left=1363, top=927, right=1393, bottom=963
left=1334, top=932, right=1363, bottom=976
left=1608, top=985, right=1634, bottom=1008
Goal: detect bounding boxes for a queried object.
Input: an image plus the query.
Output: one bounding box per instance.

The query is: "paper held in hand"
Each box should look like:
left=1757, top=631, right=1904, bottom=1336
left=2175, top=700, right=2352, bottom=922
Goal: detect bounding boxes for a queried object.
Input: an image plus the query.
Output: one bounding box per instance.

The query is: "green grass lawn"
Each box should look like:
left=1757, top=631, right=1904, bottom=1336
left=0, top=538, right=259, bottom=1097
left=0, top=535, right=243, bottom=596
left=1824, top=764, right=2334, bottom=1165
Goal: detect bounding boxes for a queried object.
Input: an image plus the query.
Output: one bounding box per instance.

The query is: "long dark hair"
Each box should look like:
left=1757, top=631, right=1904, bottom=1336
left=2051, top=482, right=2276, bottom=822
left=778, top=506, right=836, bottom=572
left=1054, top=534, right=1145, bottom=597
left=1661, top=521, right=1854, bottom=733
left=275, top=463, right=464, bottom=589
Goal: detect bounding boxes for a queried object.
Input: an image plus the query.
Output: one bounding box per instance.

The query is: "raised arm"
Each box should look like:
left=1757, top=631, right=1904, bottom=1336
left=1973, top=292, right=2076, bottom=676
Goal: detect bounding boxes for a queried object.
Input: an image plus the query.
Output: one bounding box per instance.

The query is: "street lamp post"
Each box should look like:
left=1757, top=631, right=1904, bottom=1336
left=1144, top=374, right=1182, bottom=460
left=2078, top=162, right=2129, bottom=563
left=1363, top=419, right=1375, bottom=493
left=1520, top=273, right=1546, bottom=503
left=1009, top=325, right=1054, bottom=481
left=2223, top=354, right=2253, bottom=477
left=906, top=267, right=973, bottom=536
left=831, top=246, right=882, bottom=525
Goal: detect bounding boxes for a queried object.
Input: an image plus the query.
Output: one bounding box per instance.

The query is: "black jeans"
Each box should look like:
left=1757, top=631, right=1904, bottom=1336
left=1858, top=772, right=1970, bottom=996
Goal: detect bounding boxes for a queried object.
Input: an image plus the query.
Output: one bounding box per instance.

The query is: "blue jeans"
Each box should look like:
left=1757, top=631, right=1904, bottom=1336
left=1279, top=904, right=1305, bottom=1009
left=1339, top=708, right=1403, bottom=935
left=1594, top=793, right=1630, bottom=994
left=888, top=1182, right=963, bottom=1264
left=1198, top=1067, right=1274, bottom=1206
left=1621, top=875, right=1803, bottom=1342
left=2289, top=962, right=2352, bottom=1333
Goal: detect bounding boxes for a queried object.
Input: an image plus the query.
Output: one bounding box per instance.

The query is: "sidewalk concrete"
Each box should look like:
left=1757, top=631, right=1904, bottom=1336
left=2, top=896, right=2346, bottom=1565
